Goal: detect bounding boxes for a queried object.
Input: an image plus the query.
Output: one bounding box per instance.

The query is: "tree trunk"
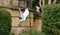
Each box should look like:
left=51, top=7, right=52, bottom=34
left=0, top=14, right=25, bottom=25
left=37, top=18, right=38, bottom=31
left=53, top=0, right=56, bottom=4
left=39, top=0, right=43, bottom=13
left=48, top=0, right=51, bottom=4
left=39, top=0, right=42, bottom=6
left=42, top=0, right=45, bottom=7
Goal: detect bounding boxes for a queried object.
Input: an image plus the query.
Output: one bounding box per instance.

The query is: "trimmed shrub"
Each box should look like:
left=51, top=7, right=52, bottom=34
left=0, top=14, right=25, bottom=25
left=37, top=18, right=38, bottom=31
left=42, top=4, right=60, bottom=35
left=0, top=7, right=11, bottom=35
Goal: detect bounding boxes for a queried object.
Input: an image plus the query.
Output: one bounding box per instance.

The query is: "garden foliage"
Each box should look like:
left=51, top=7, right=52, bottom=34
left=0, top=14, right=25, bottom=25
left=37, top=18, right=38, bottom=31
left=0, top=7, right=11, bottom=35
left=42, top=4, right=60, bottom=35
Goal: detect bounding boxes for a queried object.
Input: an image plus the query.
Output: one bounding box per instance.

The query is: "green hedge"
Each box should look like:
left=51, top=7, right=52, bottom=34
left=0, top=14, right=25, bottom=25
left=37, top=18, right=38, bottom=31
left=0, top=7, right=11, bottom=35
left=42, top=4, right=60, bottom=35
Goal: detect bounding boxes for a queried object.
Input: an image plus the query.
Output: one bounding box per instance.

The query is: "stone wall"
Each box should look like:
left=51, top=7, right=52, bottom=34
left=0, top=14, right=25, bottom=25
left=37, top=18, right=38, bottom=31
left=6, top=7, right=42, bottom=35
left=0, top=0, right=32, bottom=8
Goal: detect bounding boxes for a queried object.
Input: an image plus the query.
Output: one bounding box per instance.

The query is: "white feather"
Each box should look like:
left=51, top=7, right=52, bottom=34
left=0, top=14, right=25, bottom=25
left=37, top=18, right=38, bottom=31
left=20, top=8, right=29, bottom=21
left=36, top=6, right=40, bottom=13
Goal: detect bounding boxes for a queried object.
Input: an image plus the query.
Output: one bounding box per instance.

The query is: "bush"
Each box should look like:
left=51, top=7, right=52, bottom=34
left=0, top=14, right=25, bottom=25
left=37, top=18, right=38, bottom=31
left=0, top=7, right=11, bottom=35
left=42, top=4, right=60, bottom=35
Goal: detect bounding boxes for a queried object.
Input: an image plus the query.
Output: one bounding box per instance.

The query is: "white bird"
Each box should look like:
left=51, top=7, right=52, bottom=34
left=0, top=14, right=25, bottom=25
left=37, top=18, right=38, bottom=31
left=35, top=6, right=40, bottom=13
left=16, top=8, right=29, bottom=26
left=20, top=8, right=29, bottom=21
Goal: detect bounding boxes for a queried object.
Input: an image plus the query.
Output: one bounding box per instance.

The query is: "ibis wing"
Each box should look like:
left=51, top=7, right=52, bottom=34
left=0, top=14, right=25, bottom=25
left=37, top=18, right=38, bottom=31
left=22, top=8, right=29, bottom=21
